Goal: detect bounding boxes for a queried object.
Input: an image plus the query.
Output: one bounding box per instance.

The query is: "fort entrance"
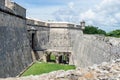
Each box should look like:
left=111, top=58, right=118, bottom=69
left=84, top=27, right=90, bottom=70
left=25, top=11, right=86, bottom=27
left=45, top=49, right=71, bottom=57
left=43, top=51, right=71, bottom=64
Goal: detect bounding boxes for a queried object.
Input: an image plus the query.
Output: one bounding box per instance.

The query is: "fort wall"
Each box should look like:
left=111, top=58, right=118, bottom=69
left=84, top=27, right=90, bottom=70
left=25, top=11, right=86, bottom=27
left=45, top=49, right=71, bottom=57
left=27, top=20, right=83, bottom=64
left=0, top=0, right=32, bottom=78
left=27, top=19, right=50, bottom=60
left=72, top=34, right=120, bottom=67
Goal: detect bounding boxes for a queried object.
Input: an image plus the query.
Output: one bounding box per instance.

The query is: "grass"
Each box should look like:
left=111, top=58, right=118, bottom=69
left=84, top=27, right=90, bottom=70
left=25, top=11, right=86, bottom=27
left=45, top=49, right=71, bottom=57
left=50, top=54, right=56, bottom=61
left=50, top=55, right=67, bottom=61
left=22, top=62, right=75, bottom=76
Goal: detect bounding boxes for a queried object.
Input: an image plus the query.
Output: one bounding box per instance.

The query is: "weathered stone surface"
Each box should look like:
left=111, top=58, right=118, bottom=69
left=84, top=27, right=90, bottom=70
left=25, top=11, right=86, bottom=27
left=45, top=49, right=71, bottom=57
left=48, top=28, right=72, bottom=52
left=72, top=34, right=120, bottom=67
left=0, top=1, right=32, bottom=77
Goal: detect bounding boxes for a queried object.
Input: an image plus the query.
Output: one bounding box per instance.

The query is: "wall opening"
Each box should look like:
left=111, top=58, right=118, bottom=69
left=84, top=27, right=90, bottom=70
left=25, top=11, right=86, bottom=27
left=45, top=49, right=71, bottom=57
left=44, top=51, right=71, bottom=64
left=31, top=33, right=35, bottom=49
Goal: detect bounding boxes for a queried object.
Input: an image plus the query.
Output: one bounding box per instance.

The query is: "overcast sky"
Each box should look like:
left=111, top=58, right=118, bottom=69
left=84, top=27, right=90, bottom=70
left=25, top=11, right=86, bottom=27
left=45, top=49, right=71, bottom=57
left=13, top=0, right=120, bottom=31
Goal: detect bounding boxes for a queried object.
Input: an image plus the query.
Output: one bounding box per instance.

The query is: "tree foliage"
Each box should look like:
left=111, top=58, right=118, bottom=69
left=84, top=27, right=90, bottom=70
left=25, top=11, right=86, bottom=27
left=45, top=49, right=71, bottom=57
left=106, top=29, right=120, bottom=38
left=83, top=26, right=106, bottom=35
left=83, top=25, right=120, bottom=38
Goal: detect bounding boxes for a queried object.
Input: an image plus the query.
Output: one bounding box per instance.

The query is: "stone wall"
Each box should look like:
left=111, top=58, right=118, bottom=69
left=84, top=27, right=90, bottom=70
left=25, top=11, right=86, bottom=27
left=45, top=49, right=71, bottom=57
left=72, top=34, right=120, bottom=67
left=48, top=28, right=72, bottom=52
left=0, top=0, right=32, bottom=78
left=34, top=26, right=49, bottom=50
left=48, top=22, right=82, bottom=53
left=27, top=21, right=83, bottom=64
left=27, top=19, right=50, bottom=60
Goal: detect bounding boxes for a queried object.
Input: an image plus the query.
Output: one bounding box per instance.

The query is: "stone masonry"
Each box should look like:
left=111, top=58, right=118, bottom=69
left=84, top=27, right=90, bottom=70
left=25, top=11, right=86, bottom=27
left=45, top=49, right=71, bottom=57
left=0, top=0, right=32, bottom=78
left=27, top=19, right=83, bottom=64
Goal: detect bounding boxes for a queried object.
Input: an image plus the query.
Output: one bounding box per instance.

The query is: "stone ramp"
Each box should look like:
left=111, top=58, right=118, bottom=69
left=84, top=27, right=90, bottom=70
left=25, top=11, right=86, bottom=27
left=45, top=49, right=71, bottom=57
left=0, top=59, right=120, bottom=80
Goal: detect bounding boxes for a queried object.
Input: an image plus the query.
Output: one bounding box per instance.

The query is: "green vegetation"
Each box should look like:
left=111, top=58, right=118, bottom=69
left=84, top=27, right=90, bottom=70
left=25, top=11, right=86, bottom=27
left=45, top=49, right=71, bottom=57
left=106, top=29, right=120, bottom=38
left=50, top=55, right=67, bottom=62
left=22, top=62, right=75, bottom=76
left=83, top=26, right=106, bottom=35
left=50, top=54, right=56, bottom=61
left=83, top=26, right=120, bottom=38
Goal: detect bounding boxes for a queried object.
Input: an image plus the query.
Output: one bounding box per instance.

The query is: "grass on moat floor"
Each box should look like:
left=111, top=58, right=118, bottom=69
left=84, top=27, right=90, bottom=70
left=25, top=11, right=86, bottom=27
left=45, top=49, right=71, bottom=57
left=21, top=62, right=75, bottom=76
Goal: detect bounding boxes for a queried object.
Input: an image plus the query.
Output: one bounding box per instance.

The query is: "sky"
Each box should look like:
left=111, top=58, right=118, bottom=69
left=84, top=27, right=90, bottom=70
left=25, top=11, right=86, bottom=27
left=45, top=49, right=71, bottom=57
left=13, top=0, right=120, bottom=31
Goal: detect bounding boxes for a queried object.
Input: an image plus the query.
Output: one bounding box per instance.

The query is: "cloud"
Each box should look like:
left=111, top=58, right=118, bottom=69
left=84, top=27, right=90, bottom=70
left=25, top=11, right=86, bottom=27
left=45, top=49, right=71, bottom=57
left=53, top=1, right=80, bottom=23
left=26, top=6, right=60, bottom=21
left=13, top=0, right=120, bottom=31
left=53, top=0, right=120, bottom=31
left=80, top=0, right=120, bottom=31
left=53, top=8, right=79, bottom=23
left=68, top=2, right=74, bottom=9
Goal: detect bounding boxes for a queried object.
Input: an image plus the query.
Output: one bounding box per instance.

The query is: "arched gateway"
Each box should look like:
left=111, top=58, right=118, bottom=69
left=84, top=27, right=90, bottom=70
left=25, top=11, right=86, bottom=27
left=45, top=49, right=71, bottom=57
left=43, top=51, right=71, bottom=64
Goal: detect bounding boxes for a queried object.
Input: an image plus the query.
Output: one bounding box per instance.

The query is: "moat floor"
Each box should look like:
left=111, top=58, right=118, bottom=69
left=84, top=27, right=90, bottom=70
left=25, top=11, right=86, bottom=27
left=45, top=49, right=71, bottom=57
left=22, top=62, right=75, bottom=76
left=0, top=59, right=120, bottom=80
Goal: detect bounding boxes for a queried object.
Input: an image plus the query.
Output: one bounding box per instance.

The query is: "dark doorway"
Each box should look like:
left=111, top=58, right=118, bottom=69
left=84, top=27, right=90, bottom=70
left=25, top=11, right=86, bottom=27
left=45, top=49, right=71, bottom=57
left=59, top=55, right=63, bottom=63
left=31, top=33, right=35, bottom=49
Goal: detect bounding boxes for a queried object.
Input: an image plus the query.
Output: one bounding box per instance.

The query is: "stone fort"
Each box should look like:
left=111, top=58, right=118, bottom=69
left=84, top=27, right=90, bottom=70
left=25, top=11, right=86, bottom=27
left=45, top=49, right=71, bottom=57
left=0, top=0, right=120, bottom=78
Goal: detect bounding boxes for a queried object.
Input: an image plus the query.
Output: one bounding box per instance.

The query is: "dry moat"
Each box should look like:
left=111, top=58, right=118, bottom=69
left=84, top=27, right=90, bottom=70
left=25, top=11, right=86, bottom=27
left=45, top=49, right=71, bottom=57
left=0, top=0, right=120, bottom=79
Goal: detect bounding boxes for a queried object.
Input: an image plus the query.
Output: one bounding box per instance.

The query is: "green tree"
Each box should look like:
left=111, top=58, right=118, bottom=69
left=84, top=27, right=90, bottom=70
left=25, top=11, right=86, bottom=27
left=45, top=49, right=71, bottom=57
left=97, top=29, right=106, bottom=35
left=83, top=26, right=106, bottom=35
left=106, top=29, right=120, bottom=38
